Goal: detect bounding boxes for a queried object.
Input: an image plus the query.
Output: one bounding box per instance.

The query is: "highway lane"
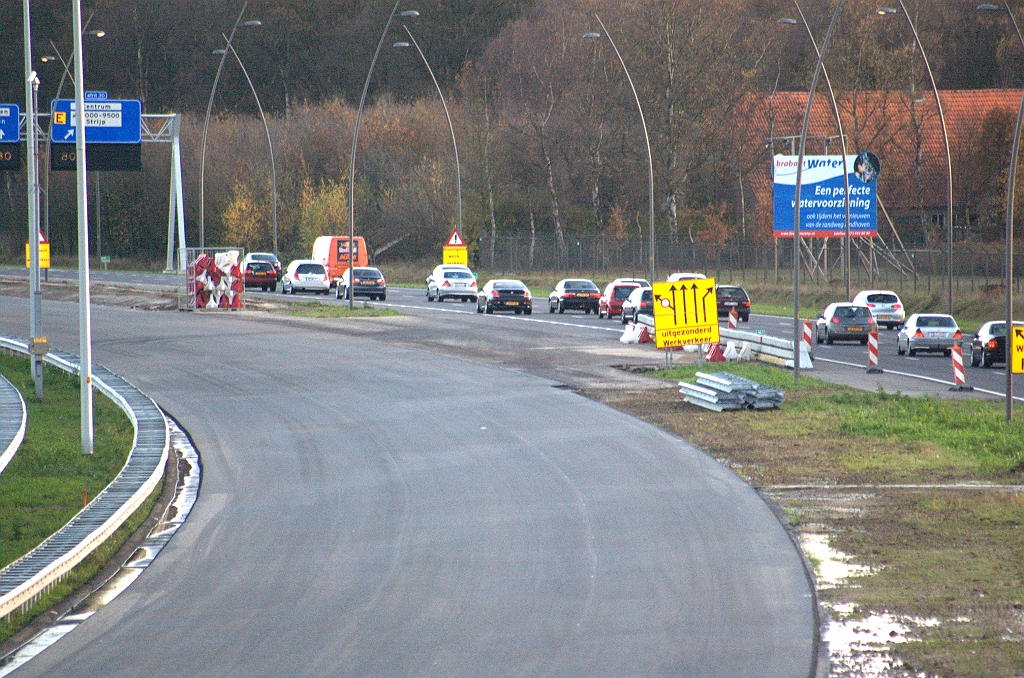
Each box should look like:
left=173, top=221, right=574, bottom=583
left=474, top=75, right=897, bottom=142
left=3, top=298, right=816, bottom=677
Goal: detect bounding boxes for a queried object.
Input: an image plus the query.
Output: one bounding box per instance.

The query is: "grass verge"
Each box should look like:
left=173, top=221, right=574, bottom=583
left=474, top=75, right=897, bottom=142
left=283, top=301, right=400, bottom=319
left=585, top=362, right=1024, bottom=675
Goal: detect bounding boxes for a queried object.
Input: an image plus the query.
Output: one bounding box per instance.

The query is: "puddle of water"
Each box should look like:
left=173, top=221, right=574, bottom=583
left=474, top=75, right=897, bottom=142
left=799, top=533, right=874, bottom=589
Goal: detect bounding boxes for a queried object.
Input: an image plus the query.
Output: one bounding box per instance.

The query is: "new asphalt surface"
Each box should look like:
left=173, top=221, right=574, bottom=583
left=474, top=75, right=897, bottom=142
left=1, top=293, right=816, bottom=677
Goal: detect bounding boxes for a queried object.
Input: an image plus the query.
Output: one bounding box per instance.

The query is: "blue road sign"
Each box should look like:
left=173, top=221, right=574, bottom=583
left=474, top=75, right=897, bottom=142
left=0, top=104, right=20, bottom=143
left=50, top=99, right=141, bottom=144
left=85, top=91, right=108, bottom=100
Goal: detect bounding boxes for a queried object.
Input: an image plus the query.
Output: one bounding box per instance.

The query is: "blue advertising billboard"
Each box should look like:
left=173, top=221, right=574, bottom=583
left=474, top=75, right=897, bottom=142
left=50, top=99, right=142, bottom=144
left=773, top=154, right=877, bottom=238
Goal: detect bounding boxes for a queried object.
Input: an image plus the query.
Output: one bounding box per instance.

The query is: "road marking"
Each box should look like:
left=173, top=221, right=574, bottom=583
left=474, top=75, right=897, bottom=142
left=814, top=356, right=1024, bottom=402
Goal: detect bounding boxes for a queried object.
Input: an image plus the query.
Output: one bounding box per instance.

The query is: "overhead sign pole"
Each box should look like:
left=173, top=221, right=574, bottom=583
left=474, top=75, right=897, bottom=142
left=23, top=1, right=43, bottom=398
left=72, top=0, right=94, bottom=454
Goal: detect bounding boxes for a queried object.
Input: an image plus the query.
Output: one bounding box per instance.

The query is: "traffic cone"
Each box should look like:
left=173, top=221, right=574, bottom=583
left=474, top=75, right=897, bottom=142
left=728, top=309, right=738, bottom=330
left=704, top=342, right=726, bottom=362
left=949, top=342, right=973, bottom=391
left=866, top=329, right=882, bottom=374
left=637, top=326, right=653, bottom=344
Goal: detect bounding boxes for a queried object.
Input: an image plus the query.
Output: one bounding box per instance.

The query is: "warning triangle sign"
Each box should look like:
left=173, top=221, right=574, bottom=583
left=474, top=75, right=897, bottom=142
left=445, top=228, right=465, bottom=247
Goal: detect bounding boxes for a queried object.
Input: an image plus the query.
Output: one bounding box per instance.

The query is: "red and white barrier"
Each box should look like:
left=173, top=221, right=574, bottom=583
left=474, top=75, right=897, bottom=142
left=192, top=250, right=244, bottom=310
left=866, top=329, right=882, bottom=374
left=949, top=342, right=973, bottom=391
left=704, top=342, right=726, bottom=362
left=803, top=319, right=814, bottom=356
left=728, top=309, right=738, bottom=330
left=620, top=323, right=653, bottom=345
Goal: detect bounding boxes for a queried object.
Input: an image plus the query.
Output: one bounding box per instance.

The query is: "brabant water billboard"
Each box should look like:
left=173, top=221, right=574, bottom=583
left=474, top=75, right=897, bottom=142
left=773, top=154, right=878, bottom=238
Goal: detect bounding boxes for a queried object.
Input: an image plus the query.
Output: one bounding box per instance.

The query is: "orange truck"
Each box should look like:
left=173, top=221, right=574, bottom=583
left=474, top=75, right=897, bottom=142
left=312, top=236, right=368, bottom=285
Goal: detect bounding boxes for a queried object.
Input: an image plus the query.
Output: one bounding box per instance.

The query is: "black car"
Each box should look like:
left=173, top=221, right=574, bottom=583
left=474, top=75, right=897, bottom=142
left=245, top=252, right=283, bottom=281
left=971, top=320, right=1024, bottom=368
left=337, top=266, right=387, bottom=300
left=477, top=279, right=533, bottom=314
left=548, top=279, right=600, bottom=314
left=716, top=285, right=751, bottom=322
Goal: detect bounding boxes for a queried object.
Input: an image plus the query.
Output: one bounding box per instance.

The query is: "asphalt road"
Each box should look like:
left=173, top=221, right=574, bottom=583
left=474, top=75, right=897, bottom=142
left=2, top=295, right=816, bottom=677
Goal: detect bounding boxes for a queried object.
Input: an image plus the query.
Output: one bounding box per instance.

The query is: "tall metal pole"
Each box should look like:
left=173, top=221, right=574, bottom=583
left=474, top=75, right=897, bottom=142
left=590, top=14, right=655, bottom=282
left=786, top=1, right=852, bottom=299
left=72, top=0, right=93, bottom=454
left=397, top=26, right=461, bottom=235
left=882, top=3, right=953, bottom=314
left=200, top=1, right=248, bottom=250
left=23, top=0, right=42, bottom=397
left=349, top=2, right=416, bottom=310
left=793, top=0, right=843, bottom=382
left=221, top=38, right=277, bottom=257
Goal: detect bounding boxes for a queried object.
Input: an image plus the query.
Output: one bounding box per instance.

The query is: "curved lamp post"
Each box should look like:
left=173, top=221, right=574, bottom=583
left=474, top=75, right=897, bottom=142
left=348, top=4, right=419, bottom=310
left=878, top=4, right=954, bottom=315
left=393, top=26, right=461, bottom=237
left=779, top=1, right=853, bottom=300
left=215, top=35, right=278, bottom=257
left=978, top=2, right=1022, bottom=421
left=200, top=2, right=261, bottom=248
left=792, top=0, right=844, bottom=382
left=584, top=13, right=655, bottom=283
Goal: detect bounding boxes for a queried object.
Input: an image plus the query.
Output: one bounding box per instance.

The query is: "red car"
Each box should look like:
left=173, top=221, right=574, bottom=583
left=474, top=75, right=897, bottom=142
left=243, top=260, right=278, bottom=291
left=599, top=281, right=642, bottom=319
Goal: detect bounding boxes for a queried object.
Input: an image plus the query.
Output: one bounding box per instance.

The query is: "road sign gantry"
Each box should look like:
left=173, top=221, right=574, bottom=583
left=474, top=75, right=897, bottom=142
left=652, top=279, right=720, bottom=349
left=50, top=99, right=142, bottom=144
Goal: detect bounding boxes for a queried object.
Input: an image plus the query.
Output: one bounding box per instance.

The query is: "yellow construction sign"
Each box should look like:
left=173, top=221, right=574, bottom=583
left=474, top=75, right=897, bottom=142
left=25, top=242, right=50, bottom=269
left=652, top=279, right=719, bottom=348
left=442, top=227, right=468, bottom=265
left=1012, top=326, right=1024, bottom=375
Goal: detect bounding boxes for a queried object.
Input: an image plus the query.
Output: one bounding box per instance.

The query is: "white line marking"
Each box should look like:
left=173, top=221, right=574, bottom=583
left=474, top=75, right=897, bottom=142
left=376, top=302, right=623, bottom=332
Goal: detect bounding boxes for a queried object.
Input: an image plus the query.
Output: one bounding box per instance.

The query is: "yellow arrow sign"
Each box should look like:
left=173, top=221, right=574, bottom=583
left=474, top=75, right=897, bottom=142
left=1012, top=326, right=1024, bottom=375
left=651, top=279, right=719, bottom=348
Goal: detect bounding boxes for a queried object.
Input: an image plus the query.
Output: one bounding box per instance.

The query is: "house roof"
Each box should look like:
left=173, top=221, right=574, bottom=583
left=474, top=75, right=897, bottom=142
left=734, top=89, right=1021, bottom=238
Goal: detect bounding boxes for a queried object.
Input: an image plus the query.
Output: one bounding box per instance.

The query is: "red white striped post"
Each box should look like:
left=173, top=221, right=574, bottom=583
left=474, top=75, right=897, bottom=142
left=802, top=319, right=814, bottom=357
left=728, top=308, right=738, bottom=330
left=949, top=341, right=973, bottom=391
left=866, top=329, right=882, bottom=374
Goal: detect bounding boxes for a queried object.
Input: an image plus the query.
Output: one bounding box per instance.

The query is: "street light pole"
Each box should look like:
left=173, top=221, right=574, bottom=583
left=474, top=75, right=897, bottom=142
left=792, top=0, right=844, bottom=382
left=71, top=0, right=93, bottom=454
left=779, top=0, right=853, bottom=299
left=879, top=4, right=954, bottom=315
left=349, top=3, right=419, bottom=310
left=978, top=2, right=1022, bottom=421
left=584, top=14, right=655, bottom=283
left=23, top=0, right=42, bottom=398
left=394, top=25, right=461, bottom=236
left=200, top=2, right=255, bottom=249
left=217, top=36, right=277, bottom=257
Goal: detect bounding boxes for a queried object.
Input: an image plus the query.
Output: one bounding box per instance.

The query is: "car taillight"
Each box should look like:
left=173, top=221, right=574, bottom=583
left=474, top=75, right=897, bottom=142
left=953, top=330, right=962, bottom=339
left=987, top=339, right=998, bottom=349
left=866, top=303, right=875, bottom=308
left=293, top=272, right=300, bottom=280
left=742, top=300, right=750, bottom=307
left=525, top=292, right=531, bottom=299
left=831, top=317, right=840, bottom=324
left=893, top=303, right=902, bottom=309
left=868, top=317, right=876, bottom=324
left=378, top=278, right=385, bottom=284
left=914, top=329, right=924, bottom=338
left=491, top=290, right=499, bottom=297
left=443, top=280, right=451, bottom=287
left=353, top=278, right=361, bottom=284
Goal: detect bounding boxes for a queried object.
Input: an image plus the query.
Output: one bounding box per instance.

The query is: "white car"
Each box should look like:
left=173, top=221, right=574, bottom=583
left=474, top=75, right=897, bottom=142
left=897, top=314, right=962, bottom=356
left=426, top=264, right=477, bottom=303
left=667, top=272, right=706, bottom=282
left=281, top=260, right=331, bottom=295
left=851, top=289, right=905, bottom=330
left=620, top=286, right=653, bottom=324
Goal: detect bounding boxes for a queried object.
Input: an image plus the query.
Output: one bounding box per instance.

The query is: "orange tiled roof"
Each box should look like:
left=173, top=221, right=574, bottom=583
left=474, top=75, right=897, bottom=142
left=734, top=89, right=1020, bottom=238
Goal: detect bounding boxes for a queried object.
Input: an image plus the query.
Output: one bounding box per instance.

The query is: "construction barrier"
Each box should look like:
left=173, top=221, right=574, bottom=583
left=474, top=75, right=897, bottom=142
left=179, top=248, right=245, bottom=310
left=949, top=342, right=973, bottom=391
left=728, top=309, right=738, bottom=330
left=803, top=319, right=814, bottom=358
left=719, top=328, right=813, bottom=370
left=704, top=342, right=727, bottom=362
left=866, top=329, right=882, bottom=374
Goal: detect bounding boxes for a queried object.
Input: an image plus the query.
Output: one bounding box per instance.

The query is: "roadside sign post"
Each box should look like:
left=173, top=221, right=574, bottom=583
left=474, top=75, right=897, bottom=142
left=651, top=279, right=720, bottom=350
left=29, top=337, right=48, bottom=400
left=443, top=227, right=468, bottom=266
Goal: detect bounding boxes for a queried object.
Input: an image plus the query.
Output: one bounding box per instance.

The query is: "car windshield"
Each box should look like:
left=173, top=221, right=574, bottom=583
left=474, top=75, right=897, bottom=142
left=836, top=306, right=871, bottom=318
left=641, top=290, right=652, bottom=301
left=493, top=282, right=524, bottom=290
left=988, top=323, right=1006, bottom=336
left=866, top=293, right=898, bottom=304
left=917, top=316, right=956, bottom=328
left=251, top=253, right=278, bottom=263
left=296, top=264, right=325, bottom=275
left=445, top=271, right=474, bottom=280
left=354, top=268, right=381, bottom=278
left=718, top=287, right=746, bottom=299
left=565, top=280, right=598, bottom=292
left=614, top=286, right=637, bottom=300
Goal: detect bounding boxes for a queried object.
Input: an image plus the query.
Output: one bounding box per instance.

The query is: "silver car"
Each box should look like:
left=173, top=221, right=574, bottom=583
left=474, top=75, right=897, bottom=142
left=897, top=313, right=962, bottom=356
left=426, top=265, right=478, bottom=303
left=851, top=289, right=905, bottom=330
left=281, top=260, right=331, bottom=295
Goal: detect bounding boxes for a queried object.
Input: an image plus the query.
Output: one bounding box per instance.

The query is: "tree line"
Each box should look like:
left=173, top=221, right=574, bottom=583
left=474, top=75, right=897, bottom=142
left=2, top=0, right=1023, bottom=265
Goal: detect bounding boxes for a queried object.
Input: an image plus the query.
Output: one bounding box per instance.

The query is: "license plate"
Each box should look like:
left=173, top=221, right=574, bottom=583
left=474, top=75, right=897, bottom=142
left=455, top=283, right=466, bottom=287
left=878, top=315, right=892, bottom=319
left=507, top=301, right=519, bottom=306
left=848, top=327, right=863, bottom=332
left=725, top=302, right=737, bottom=306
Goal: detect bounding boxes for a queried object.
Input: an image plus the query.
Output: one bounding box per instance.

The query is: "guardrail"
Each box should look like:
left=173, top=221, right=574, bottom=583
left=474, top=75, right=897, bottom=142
left=0, top=337, right=169, bottom=623
left=634, top=315, right=812, bottom=369
left=0, top=375, right=26, bottom=476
